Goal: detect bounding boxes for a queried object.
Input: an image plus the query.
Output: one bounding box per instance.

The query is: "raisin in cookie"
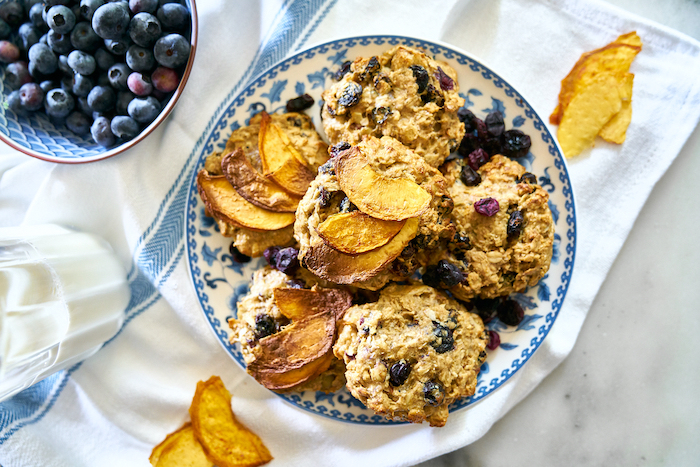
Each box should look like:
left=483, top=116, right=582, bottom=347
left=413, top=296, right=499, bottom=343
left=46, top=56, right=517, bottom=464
left=334, top=284, right=487, bottom=427
left=321, top=45, right=465, bottom=168
left=294, top=136, right=455, bottom=290
left=437, top=154, right=554, bottom=300
left=228, top=266, right=349, bottom=393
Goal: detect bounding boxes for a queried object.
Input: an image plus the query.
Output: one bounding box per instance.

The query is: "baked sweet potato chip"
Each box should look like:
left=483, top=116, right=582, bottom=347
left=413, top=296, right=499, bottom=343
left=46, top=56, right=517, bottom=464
left=334, top=147, right=431, bottom=221
left=273, top=287, right=353, bottom=321
left=304, top=217, right=420, bottom=284
left=258, top=111, right=315, bottom=196
left=149, top=423, right=213, bottom=467
left=197, top=170, right=295, bottom=231
left=222, top=149, right=301, bottom=213
left=189, top=376, right=273, bottom=467
left=598, top=72, right=634, bottom=144
left=317, top=211, right=405, bottom=254
left=246, top=310, right=336, bottom=391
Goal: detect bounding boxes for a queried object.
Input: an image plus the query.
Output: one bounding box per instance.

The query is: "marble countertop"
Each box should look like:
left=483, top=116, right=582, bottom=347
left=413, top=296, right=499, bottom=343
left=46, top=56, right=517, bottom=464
left=422, top=1, right=700, bottom=465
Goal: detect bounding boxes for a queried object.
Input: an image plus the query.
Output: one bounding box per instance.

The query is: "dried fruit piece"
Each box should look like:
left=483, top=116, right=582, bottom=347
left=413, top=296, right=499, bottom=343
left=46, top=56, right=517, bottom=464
left=189, top=376, right=272, bottom=467
left=285, top=93, right=314, bottom=112
left=258, top=111, right=315, bottom=196
left=273, top=287, right=353, bottom=321
left=497, top=299, right=525, bottom=326
left=333, top=147, right=431, bottom=221
left=149, top=423, right=213, bottom=467
left=431, top=322, right=455, bottom=354
left=598, top=72, right=634, bottom=144
left=221, top=149, right=301, bottom=213
left=317, top=211, right=405, bottom=255
left=422, top=260, right=465, bottom=289
left=304, top=217, right=420, bottom=284
left=389, top=360, right=411, bottom=386
left=246, top=311, right=337, bottom=391
left=196, top=170, right=295, bottom=231
left=474, top=197, right=500, bottom=216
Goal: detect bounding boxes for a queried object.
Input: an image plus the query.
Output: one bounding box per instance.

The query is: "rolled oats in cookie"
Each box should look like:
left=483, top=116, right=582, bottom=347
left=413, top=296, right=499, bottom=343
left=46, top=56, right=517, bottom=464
left=321, top=46, right=465, bottom=167
left=228, top=266, right=351, bottom=394
left=333, top=284, right=487, bottom=427
left=438, top=154, right=554, bottom=300
left=294, top=136, right=455, bottom=290
left=197, top=110, right=329, bottom=257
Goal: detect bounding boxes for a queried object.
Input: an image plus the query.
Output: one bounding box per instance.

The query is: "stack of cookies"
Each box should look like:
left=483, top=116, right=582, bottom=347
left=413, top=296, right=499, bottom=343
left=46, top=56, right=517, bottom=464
left=197, top=46, right=554, bottom=427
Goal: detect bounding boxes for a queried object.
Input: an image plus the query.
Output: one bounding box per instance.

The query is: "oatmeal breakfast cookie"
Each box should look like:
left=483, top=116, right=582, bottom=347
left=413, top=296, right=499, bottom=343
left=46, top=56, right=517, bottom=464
left=321, top=45, right=465, bottom=167
left=199, top=111, right=329, bottom=257
left=438, top=154, right=554, bottom=300
left=294, top=136, right=455, bottom=290
left=333, top=284, right=487, bottom=427
left=228, top=266, right=348, bottom=393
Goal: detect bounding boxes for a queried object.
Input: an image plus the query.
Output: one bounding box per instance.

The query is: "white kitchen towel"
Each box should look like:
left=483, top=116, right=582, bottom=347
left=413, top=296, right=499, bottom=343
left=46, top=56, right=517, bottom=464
left=1, top=0, right=700, bottom=466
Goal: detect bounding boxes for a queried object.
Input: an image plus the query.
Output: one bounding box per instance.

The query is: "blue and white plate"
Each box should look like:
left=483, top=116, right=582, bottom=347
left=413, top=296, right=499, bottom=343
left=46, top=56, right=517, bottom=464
left=185, top=36, right=577, bottom=425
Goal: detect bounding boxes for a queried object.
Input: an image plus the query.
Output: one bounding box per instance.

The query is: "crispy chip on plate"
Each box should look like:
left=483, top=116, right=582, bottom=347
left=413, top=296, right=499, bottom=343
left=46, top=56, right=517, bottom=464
left=149, top=423, right=213, bottom=467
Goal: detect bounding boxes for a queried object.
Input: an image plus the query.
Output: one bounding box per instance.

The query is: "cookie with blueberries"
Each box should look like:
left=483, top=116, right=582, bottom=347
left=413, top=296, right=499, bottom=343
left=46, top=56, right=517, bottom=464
left=333, top=284, right=487, bottom=427
left=228, top=265, right=349, bottom=394
left=434, top=154, right=554, bottom=301
left=294, top=136, right=455, bottom=290
left=321, top=45, right=465, bottom=168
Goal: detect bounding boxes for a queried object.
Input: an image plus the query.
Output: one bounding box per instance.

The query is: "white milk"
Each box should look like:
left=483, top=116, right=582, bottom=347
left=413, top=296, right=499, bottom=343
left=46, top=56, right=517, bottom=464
left=0, top=224, right=130, bottom=401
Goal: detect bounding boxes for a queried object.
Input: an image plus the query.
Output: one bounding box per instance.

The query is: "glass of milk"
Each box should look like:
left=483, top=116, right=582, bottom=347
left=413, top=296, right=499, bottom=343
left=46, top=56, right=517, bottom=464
left=0, top=224, right=130, bottom=402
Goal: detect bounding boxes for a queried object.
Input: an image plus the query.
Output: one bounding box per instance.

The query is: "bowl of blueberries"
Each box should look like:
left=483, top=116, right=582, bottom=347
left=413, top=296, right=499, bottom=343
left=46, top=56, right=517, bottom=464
left=0, top=0, right=197, bottom=163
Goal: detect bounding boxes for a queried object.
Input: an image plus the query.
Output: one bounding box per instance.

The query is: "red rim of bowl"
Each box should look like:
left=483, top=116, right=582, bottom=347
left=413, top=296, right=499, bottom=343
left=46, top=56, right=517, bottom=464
left=0, top=0, right=199, bottom=165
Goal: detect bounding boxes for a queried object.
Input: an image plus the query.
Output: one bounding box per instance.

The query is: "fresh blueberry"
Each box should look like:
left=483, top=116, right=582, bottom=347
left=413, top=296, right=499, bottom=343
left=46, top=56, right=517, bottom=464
left=103, top=36, right=130, bottom=54
left=60, top=74, right=74, bottom=92
left=19, top=82, right=44, bottom=111
left=70, top=21, right=101, bottom=51
left=127, top=71, right=152, bottom=95
left=71, top=73, right=94, bottom=96
left=0, top=18, right=11, bottom=40
left=44, top=87, right=74, bottom=117
left=57, top=53, right=72, bottom=74
left=46, top=5, right=75, bottom=34
left=115, top=90, right=135, bottom=114
left=0, top=2, right=25, bottom=28
left=67, top=49, right=96, bottom=75
left=153, top=33, right=189, bottom=68
left=156, top=3, right=188, bottom=32
left=128, top=12, right=160, bottom=47
left=79, top=0, right=105, bottom=21
left=107, top=62, right=130, bottom=89
left=90, top=115, right=116, bottom=147
left=28, top=42, right=58, bottom=74
left=76, top=95, right=91, bottom=115
left=6, top=90, right=28, bottom=117
left=150, top=65, right=178, bottom=92
left=110, top=115, right=139, bottom=140
left=94, top=46, right=115, bottom=69
left=47, top=29, right=72, bottom=54
left=127, top=95, right=160, bottom=123
left=96, top=71, right=111, bottom=86
left=87, top=84, right=116, bottom=112
left=126, top=44, right=155, bottom=71
left=18, top=22, right=41, bottom=51
left=39, top=80, right=58, bottom=93
left=28, top=60, right=51, bottom=80
left=65, top=110, right=91, bottom=135
left=4, top=61, right=31, bottom=89
left=129, top=0, right=158, bottom=14
left=0, top=40, right=20, bottom=63
left=28, top=3, right=46, bottom=29
left=91, top=2, right=130, bottom=40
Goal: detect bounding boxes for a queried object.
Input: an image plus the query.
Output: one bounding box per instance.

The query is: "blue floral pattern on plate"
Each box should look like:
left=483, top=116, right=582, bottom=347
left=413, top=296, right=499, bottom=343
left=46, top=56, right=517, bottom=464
left=185, top=36, right=577, bottom=425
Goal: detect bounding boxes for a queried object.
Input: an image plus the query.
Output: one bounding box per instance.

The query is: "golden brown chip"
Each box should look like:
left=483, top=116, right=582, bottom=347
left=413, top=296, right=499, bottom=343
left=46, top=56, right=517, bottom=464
left=550, top=32, right=641, bottom=125
left=222, top=149, right=301, bottom=213
left=333, top=147, right=431, bottom=221
left=196, top=170, right=295, bottom=231
left=304, top=217, right=420, bottom=284
left=557, top=72, right=623, bottom=158
left=317, top=211, right=405, bottom=254
left=273, top=287, right=353, bottom=321
left=258, top=111, right=316, bottom=196
left=598, top=72, right=634, bottom=144
left=246, top=310, right=336, bottom=391
left=189, top=376, right=273, bottom=467
left=150, top=423, right=213, bottom=467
